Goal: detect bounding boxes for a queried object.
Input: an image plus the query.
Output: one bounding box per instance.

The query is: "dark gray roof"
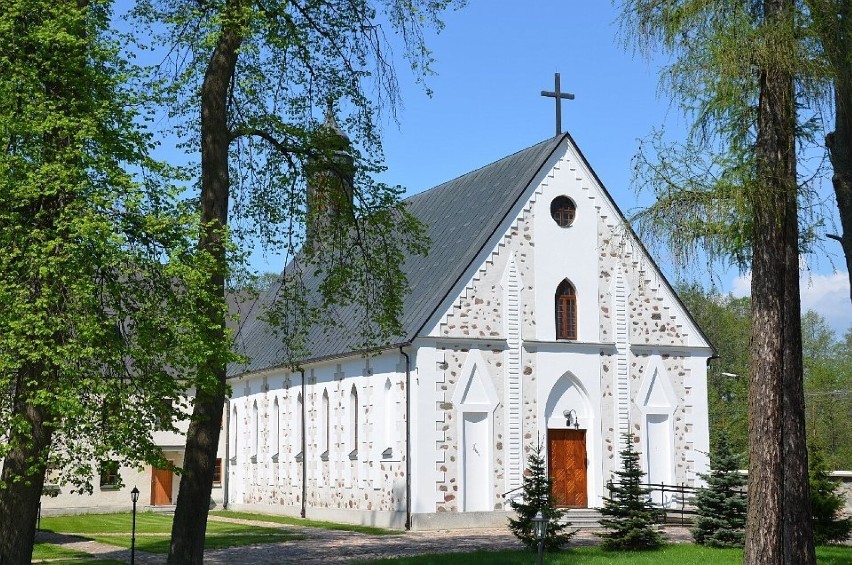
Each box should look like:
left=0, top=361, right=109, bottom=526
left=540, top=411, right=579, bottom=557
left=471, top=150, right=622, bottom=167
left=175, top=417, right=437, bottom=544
left=227, top=132, right=714, bottom=377
left=228, top=135, right=566, bottom=376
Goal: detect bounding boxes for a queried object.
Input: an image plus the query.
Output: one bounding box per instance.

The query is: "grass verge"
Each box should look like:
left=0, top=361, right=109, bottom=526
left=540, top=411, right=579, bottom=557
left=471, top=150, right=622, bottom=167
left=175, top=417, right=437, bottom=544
left=34, top=561, right=123, bottom=565
left=32, top=541, right=92, bottom=560
left=82, top=532, right=300, bottom=553
left=210, top=509, right=400, bottom=535
left=39, top=512, right=303, bottom=554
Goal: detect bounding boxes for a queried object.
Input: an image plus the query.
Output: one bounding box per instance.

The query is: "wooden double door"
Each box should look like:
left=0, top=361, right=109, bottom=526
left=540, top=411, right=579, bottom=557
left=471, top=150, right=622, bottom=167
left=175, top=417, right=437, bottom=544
left=548, top=429, right=588, bottom=508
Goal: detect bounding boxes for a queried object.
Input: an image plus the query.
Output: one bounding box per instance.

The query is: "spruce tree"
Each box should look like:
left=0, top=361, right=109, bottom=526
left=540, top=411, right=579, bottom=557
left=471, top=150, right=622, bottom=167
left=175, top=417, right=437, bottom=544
left=508, top=441, right=576, bottom=551
left=692, top=436, right=747, bottom=547
left=809, top=449, right=852, bottom=544
left=598, top=432, right=665, bottom=550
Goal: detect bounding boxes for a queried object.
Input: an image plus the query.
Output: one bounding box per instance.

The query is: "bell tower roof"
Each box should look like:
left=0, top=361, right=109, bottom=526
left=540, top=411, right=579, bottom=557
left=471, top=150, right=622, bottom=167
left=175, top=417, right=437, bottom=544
left=322, top=99, right=350, bottom=146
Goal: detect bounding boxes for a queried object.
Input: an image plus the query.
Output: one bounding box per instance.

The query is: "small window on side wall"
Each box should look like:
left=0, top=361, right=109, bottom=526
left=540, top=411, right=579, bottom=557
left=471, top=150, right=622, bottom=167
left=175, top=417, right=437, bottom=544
left=555, top=279, right=578, bottom=340
left=550, top=196, right=576, bottom=227
left=99, top=460, right=120, bottom=489
left=212, top=458, right=222, bottom=486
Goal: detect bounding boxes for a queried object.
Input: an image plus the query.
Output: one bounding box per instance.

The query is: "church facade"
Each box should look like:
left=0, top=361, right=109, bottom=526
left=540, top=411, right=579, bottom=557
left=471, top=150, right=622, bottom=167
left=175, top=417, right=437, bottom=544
left=224, top=133, right=713, bottom=529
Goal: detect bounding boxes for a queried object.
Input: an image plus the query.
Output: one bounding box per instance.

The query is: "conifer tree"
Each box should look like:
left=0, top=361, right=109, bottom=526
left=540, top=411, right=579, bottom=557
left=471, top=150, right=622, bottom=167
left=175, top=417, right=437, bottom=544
left=508, top=441, right=575, bottom=551
left=619, top=1, right=816, bottom=560
left=598, top=432, right=665, bottom=550
left=693, top=436, right=748, bottom=547
left=809, top=449, right=852, bottom=544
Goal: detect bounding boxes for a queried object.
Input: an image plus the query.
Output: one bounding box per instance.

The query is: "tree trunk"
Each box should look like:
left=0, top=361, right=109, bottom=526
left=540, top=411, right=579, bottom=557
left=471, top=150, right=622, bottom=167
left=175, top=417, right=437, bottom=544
left=0, top=368, right=54, bottom=565
left=745, top=197, right=786, bottom=565
left=827, top=72, right=852, bottom=304
left=744, top=1, right=797, bottom=563
left=167, top=4, right=242, bottom=564
left=782, top=186, right=816, bottom=564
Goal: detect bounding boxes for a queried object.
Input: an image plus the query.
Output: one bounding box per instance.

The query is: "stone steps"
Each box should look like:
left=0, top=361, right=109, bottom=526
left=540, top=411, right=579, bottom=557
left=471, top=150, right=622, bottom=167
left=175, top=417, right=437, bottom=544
left=559, top=509, right=601, bottom=528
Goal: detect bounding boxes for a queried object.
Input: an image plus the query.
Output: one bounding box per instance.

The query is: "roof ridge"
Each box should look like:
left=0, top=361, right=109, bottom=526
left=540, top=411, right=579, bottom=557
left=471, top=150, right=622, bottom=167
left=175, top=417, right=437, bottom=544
left=404, top=135, right=566, bottom=202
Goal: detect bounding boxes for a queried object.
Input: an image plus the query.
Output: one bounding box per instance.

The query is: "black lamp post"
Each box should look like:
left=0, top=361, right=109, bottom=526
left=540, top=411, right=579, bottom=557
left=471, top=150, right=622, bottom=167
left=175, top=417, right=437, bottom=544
left=130, top=486, right=139, bottom=565
left=532, top=510, right=548, bottom=565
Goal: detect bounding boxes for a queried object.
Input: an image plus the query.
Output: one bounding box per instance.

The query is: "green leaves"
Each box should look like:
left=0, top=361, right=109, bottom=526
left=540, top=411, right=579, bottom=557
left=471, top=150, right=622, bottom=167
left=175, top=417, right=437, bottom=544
left=0, top=0, right=228, bottom=491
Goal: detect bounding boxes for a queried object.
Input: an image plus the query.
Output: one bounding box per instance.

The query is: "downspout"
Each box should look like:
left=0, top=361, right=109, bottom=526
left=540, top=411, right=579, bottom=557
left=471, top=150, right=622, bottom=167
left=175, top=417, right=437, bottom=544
left=399, top=346, right=412, bottom=530
left=223, top=398, right=230, bottom=509
left=300, top=369, right=307, bottom=518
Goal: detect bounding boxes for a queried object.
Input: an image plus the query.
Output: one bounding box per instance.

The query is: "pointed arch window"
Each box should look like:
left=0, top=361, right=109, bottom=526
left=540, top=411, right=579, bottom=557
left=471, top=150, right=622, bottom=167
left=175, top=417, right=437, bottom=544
left=320, top=389, right=330, bottom=461
left=229, top=406, right=238, bottom=463
left=271, top=397, right=280, bottom=461
left=251, top=400, right=259, bottom=462
left=349, top=385, right=359, bottom=460
left=294, top=392, right=304, bottom=463
left=383, top=378, right=394, bottom=459
left=555, top=279, right=578, bottom=340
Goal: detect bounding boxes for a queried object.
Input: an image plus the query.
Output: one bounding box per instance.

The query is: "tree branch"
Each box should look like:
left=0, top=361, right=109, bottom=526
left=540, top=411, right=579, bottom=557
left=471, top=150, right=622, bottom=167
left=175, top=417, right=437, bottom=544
left=229, top=127, right=304, bottom=155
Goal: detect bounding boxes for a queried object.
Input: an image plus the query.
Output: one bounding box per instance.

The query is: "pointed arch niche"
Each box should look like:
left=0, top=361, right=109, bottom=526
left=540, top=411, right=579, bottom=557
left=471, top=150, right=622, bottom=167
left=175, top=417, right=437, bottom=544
left=452, top=349, right=499, bottom=512
left=637, top=354, right=678, bottom=506
left=543, top=372, right=595, bottom=508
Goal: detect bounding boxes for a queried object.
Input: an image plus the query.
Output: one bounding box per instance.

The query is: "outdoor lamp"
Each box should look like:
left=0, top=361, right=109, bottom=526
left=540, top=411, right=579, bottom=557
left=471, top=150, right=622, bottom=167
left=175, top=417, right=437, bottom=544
left=564, top=409, right=580, bottom=429
left=533, top=510, right=547, bottom=539
left=532, top=510, right=548, bottom=565
left=131, top=486, right=140, bottom=565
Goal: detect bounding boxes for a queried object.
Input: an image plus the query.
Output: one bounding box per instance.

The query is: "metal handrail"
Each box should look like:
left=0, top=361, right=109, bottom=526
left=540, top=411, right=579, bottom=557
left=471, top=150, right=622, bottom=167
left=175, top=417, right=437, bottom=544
left=604, top=480, right=746, bottom=526
left=501, top=485, right=525, bottom=498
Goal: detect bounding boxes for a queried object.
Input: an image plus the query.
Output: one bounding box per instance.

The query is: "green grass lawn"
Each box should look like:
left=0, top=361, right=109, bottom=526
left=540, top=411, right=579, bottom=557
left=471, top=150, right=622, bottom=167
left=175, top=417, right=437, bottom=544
left=39, top=512, right=302, bottom=554
left=40, top=512, right=175, bottom=534
left=360, top=544, right=852, bottom=565
left=81, top=532, right=298, bottom=553
left=210, top=509, right=400, bottom=535
left=32, top=541, right=93, bottom=560
left=34, top=561, right=123, bottom=565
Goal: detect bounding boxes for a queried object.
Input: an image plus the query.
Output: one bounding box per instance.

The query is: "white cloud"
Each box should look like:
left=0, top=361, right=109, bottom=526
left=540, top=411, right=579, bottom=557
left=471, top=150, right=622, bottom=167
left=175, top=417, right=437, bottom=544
left=730, top=271, right=851, bottom=336
left=730, top=272, right=752, bottom=298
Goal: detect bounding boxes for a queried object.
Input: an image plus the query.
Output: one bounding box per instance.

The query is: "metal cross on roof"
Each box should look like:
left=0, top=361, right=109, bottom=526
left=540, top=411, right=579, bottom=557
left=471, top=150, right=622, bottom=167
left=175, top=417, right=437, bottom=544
left=541, top=72, right=575, bottom=136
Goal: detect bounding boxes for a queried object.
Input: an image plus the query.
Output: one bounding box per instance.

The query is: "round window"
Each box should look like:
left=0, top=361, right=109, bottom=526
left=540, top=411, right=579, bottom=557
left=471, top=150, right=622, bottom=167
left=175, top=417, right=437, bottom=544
left=550, top=196, right=576, bottom=227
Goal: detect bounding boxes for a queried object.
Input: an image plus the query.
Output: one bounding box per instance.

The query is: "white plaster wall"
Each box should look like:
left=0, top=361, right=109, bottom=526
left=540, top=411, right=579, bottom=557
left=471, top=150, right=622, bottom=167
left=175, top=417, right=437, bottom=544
left=534, top=349, right=605, bottom=507
left=410, top=344, right=440, bottom=515
left=686, top=354, right=710, bottom=481
left=226, top=350, right=408, bottom=522
left=532, top=148, right=600, bottom=342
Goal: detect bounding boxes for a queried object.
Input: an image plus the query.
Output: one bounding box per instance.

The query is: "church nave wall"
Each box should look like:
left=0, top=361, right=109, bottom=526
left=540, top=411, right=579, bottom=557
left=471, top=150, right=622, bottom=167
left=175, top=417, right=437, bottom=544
left=227, top=352, right=408, bottom=516
left=432, top=347, right=507, bottom=514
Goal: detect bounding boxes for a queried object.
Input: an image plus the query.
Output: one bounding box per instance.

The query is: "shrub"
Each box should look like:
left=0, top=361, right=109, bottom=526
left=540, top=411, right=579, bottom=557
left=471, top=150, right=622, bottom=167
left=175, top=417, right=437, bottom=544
left=692, top=436, right=747, bottom=547
left=809, top=449, right=852, bottom=544
left=598, top=432, right=665, bottom=550
left=507, top=441, right=576, bottom=551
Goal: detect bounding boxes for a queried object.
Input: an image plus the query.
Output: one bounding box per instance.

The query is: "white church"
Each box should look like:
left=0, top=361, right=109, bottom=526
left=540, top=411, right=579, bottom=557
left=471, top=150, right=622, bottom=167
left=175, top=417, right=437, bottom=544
left=222, top=124, right=713, bottom=529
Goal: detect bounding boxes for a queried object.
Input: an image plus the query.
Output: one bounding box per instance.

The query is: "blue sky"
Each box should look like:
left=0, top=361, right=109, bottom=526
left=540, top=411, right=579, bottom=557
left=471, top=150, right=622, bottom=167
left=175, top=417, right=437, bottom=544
left=363, top=1, right=851, bottom=335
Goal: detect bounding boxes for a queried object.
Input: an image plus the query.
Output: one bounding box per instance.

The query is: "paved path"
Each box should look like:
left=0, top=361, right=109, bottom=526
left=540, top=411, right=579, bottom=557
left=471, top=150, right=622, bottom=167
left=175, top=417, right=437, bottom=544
left=35, top=531, right=162, bottom=563
left=35, top=517, right=694, bottom=564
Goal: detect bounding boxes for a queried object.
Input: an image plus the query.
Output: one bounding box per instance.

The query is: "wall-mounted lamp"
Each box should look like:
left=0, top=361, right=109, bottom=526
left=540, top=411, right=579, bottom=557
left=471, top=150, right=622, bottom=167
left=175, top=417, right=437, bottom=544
left=563, top=409, right=580, bottom=430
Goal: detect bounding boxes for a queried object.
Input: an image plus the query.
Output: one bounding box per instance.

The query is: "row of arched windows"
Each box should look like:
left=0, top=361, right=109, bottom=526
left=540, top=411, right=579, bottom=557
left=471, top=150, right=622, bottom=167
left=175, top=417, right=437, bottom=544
left=230, top=379, right=396, bottom=464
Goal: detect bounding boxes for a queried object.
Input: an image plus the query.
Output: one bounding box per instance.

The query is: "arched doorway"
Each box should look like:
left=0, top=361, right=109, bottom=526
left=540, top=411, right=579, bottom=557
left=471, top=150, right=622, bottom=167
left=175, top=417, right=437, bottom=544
left=544, top=372, right=592, bottom=508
